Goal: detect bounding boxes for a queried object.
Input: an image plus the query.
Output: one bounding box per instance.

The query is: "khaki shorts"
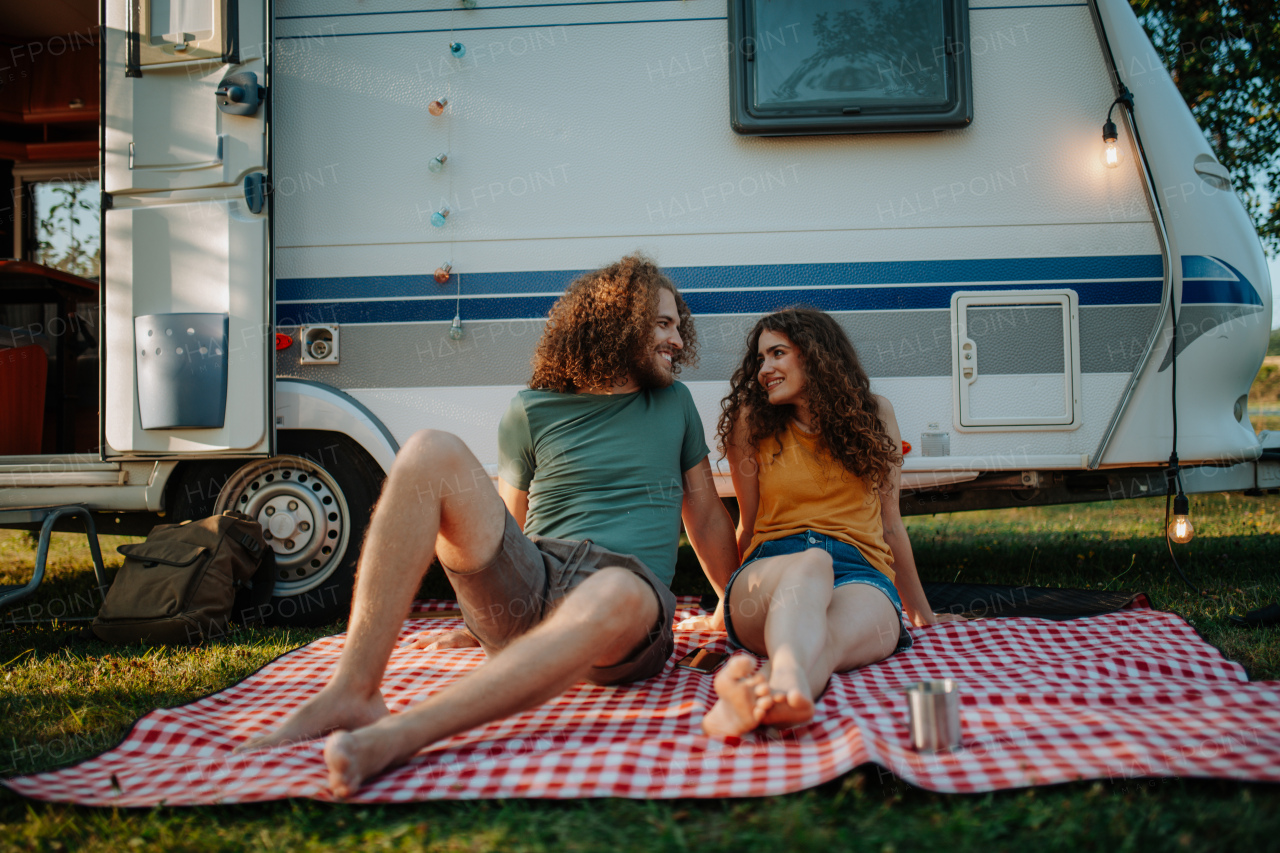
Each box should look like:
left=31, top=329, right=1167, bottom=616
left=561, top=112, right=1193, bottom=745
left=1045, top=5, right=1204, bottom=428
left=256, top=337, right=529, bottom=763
left=441, top=512, right=677, bottom=686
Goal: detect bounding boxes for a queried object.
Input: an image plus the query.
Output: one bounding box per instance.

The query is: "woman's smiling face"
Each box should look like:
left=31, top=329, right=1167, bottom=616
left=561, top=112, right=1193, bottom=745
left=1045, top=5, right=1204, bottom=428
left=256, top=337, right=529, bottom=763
left=757, top=329, right=807, bottom=408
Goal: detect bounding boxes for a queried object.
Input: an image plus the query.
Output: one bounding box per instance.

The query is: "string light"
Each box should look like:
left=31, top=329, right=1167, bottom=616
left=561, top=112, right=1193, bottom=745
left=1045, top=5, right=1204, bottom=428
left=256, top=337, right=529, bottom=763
left=1168, top=493, right=1194, bottom=544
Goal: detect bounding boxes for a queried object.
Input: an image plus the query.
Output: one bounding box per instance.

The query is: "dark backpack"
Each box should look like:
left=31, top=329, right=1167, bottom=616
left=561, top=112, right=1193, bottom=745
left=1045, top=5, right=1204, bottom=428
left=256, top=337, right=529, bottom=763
left=92, top=511, right=274, bottom=645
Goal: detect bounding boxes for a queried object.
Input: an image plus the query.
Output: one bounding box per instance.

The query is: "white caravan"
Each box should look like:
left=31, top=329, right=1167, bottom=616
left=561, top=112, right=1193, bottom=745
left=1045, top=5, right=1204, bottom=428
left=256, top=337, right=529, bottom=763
left=0, top=0, right=1273, bottom=624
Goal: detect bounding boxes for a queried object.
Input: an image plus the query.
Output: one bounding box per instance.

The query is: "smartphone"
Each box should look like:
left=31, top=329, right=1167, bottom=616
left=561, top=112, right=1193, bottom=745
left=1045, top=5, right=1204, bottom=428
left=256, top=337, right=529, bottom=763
left=675, top=646, right=728, bottom=674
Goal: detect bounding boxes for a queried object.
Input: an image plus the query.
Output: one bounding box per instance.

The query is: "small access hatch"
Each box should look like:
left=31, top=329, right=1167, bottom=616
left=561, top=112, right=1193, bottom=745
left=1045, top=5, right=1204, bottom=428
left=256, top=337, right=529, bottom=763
left=951, top=291, right=1081, bottom=429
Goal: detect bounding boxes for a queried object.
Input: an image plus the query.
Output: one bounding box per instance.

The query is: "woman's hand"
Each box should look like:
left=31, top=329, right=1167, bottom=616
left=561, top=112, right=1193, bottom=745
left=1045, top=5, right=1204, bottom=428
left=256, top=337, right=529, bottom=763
left=905, top=609, right=971, bottom=628
left=404, top=629, right=480, bottom=650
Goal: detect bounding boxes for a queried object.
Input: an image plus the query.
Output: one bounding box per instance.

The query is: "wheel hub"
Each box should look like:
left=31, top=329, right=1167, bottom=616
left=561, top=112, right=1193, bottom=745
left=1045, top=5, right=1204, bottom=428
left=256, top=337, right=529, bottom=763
left=227, top=463, right=350, bottom=593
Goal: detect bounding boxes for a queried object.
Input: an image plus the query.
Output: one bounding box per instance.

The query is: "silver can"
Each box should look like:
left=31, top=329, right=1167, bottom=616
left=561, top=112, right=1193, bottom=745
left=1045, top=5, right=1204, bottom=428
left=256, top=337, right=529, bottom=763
left=905, top=679, right=961, bottom=752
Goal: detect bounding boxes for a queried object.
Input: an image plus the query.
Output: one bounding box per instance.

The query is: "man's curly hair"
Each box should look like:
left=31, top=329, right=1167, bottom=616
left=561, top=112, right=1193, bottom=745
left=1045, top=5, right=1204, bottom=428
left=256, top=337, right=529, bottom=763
left=717, top=306, right=900, bottom=487
left=529, top=255, right=698, bottom=392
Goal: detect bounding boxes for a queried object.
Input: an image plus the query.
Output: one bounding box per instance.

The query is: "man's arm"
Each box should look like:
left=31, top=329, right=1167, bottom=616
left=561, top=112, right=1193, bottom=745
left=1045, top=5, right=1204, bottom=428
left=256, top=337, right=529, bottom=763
left=498, top=478, right=529, bottom=530
left=680, top=457, right=739, bottom=630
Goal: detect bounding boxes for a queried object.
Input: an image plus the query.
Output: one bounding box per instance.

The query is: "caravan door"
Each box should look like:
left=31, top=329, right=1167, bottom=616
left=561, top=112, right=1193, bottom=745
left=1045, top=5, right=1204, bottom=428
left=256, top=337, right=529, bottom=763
left=102, top=0, right=271, bottom=457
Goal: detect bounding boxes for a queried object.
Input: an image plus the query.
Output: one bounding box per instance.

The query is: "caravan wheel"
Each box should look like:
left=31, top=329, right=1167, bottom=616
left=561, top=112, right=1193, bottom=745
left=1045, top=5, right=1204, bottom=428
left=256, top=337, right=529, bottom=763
left=213, top=433, right=382, bottom=627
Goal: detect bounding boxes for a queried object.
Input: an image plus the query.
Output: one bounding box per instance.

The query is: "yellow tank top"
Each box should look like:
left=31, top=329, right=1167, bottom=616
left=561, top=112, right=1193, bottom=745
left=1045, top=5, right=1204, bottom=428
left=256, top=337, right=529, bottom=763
left=746, top=422, right=895, bottom=581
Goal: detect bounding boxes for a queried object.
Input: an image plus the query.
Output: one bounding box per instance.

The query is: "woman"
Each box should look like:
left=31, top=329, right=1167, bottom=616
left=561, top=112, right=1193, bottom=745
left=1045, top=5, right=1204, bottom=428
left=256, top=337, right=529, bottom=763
left=702, top=307, right=959, bottom=737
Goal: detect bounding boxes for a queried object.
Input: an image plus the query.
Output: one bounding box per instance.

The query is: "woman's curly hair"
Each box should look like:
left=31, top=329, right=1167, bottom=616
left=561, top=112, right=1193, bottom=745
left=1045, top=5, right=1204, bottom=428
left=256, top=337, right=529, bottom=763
left=716, top=306, right=900, bottom=487
left=529, top=255, right=698, bottom=392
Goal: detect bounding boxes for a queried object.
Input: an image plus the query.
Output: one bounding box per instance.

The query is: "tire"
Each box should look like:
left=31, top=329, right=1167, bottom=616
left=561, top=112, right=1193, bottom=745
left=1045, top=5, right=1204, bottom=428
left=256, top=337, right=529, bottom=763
left=198, top=432, right=382, bottom=627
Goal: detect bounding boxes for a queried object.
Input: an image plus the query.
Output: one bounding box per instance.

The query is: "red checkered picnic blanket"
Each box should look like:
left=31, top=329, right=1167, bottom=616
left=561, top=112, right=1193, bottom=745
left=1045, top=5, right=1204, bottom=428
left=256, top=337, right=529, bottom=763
left=6, top=595, right=1280, bottom=804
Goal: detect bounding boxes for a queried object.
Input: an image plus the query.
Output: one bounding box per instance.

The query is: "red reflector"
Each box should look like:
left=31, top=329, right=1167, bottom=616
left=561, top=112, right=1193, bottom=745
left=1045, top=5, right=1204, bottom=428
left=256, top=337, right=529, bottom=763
left=901, top=440, right=912, bottom=455
left=275, top=333, right=293, bottom=351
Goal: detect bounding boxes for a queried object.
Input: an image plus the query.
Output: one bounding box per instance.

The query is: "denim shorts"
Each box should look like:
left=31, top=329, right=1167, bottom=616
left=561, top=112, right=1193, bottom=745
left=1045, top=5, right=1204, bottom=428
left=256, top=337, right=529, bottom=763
left=724, top=530, right=913, bottom=655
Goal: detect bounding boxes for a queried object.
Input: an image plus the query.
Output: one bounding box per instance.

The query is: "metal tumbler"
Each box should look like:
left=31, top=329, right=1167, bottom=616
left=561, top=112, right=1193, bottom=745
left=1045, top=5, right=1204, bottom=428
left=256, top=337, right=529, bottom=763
left=906, top=679, right=961, bottom=752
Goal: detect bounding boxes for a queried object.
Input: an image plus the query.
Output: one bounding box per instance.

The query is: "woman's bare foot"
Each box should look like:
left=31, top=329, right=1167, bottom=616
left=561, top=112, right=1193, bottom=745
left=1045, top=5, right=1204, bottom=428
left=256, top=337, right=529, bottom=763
left=701, top=655, right=773, bottom=737
left=759, top=688, right=816, bottom=729
left=758, top=657, right=817, bottom=729
left=235, top=684, right=389, bottom=753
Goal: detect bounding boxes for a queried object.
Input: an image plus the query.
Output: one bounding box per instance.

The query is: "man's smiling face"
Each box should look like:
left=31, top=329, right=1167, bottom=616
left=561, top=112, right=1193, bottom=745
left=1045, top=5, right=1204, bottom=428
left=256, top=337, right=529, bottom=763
left=636, top=287, right=684, bottom=389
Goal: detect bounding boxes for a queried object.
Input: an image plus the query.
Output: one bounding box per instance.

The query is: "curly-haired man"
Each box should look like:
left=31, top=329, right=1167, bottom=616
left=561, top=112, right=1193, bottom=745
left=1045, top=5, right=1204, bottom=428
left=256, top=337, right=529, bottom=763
left=239, top=255, right=738, bottom=796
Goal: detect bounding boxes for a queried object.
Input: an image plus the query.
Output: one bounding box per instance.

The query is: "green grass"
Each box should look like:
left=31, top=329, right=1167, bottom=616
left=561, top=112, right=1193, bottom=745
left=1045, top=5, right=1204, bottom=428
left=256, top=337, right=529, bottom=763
left=3, top=492, right=1280, bottom=851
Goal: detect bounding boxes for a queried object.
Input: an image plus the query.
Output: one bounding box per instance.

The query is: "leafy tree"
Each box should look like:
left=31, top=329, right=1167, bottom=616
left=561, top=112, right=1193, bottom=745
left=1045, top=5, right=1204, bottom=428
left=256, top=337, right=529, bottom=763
left=1130, top=0, right=1279, bottom=252
left=36, top=181, right=100, bottom=280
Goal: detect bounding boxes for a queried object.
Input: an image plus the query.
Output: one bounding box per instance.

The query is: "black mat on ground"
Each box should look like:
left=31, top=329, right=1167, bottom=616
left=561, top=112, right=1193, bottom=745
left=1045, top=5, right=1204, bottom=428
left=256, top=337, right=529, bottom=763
left=922, top=582, right=1144, bottom=620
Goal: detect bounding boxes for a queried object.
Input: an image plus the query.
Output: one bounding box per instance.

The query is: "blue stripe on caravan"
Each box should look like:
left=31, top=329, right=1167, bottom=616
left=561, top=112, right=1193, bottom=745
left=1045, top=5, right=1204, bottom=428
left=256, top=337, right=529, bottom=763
left=1180, top=255, right=1263, bottom=305
left=1183, top=279, right=1263, bottom=306
left=276, top=280, right=1164, bottom=325
left=277, top=0, right=699, bottom=20
left=1181, top=255, right=1232, bottom=280
left=277, top=255, right=1164, bottom=302
left=275, top=16, right=725, bottom=39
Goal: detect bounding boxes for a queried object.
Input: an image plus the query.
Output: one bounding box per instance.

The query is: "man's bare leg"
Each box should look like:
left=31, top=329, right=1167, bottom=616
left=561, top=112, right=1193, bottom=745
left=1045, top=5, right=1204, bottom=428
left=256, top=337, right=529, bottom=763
left=322, top=567, right=660, bottom=796
left=238, top=430, right=507, bottom=752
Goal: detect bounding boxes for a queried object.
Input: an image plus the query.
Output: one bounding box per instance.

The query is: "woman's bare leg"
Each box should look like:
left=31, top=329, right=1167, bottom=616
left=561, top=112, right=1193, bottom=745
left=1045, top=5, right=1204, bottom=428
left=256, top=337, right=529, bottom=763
left=703, top=550, right=832, bottom=736
left=704, top=550, right=900, bottom=735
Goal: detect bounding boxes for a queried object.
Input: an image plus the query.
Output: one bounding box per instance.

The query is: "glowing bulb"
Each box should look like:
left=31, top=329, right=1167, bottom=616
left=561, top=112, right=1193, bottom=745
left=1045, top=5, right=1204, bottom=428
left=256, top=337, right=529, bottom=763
left=428, top=98, right=448, bottom=117
left=1101, top=118, right=1121, bottom=168
left=428, top=153, right=448, bottom=173
left=434, top=263, right=452, bottom=284
left=1168, top=494, right=1194, bottom=544
left=450, top=313, right=465, bottom=340
left=450, top=42, right=466, bottom=58
left=431, top=207, right=450, bottom=227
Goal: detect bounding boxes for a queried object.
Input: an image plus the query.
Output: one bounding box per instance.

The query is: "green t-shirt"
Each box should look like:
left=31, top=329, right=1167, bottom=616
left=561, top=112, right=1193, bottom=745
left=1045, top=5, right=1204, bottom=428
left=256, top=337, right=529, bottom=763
left=498, top=382, right=709, bottom=586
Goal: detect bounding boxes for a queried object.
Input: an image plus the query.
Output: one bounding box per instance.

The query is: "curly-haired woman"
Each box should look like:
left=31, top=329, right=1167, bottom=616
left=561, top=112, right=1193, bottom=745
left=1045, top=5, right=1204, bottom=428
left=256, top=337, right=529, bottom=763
left=701, top=307, right=960, bottom=738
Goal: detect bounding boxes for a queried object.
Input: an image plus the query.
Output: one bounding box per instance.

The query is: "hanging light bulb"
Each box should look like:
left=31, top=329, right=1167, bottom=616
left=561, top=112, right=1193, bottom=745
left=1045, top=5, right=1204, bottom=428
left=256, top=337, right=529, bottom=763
left=428, top=98, right=448, bottom=117
left=450, top=312, right=465, bottom=340
left=434, top=263, right=452, bottom=284
left=431, top=206, right=450, bottom=228
left=1101, top=118, right=1121, bottom=168
left=460, top=0, right=477, bottom=7
left=428, top=153, right=448, bottom=174
left=1168, top=493, right=1194, bottom=544
left=450, top=42, right=466, bottom=58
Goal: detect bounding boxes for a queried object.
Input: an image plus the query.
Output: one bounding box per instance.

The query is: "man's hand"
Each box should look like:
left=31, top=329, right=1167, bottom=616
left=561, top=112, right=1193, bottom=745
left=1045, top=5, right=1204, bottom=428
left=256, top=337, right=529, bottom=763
left=404, top=629, right=481, bottom=651
left=675, top=598, right=726, bottom=632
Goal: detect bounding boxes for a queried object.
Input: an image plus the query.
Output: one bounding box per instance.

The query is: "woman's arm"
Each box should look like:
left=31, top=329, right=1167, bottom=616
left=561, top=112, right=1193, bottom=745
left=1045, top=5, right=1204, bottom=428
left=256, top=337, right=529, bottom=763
left=725, top=410, right=760, bottom=560
left=874, top=396, right=954, bottom=628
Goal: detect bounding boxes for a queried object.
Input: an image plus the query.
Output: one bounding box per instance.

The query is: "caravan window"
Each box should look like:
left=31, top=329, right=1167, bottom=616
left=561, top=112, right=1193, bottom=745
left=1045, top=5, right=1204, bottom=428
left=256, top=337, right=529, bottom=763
left=729, top=0, right=972, bottom=135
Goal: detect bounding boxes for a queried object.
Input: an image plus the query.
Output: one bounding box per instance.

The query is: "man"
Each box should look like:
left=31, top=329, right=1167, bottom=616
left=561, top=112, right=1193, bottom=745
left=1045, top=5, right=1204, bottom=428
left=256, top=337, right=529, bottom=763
left=240, top=255, right=738, bottom=796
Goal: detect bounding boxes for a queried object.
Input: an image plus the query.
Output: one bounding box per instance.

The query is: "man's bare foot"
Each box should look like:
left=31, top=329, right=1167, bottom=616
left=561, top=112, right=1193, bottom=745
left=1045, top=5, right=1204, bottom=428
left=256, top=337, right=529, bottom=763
left=701, top=655, right=773, bottom=738
left=235, top=684, right=389, bottom=753
left=324, top=731, right=364, bottom=798
left=759, top=688, right=816, bottom=729
left=324, top=720, right=415, bottom=797
left=406, top=629, right=480, bottom=651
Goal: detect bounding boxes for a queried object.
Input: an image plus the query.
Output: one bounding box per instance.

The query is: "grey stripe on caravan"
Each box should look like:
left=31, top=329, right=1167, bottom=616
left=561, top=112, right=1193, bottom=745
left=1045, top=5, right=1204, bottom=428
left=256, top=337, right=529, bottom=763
left=275, top=306, right=1159, bottom=388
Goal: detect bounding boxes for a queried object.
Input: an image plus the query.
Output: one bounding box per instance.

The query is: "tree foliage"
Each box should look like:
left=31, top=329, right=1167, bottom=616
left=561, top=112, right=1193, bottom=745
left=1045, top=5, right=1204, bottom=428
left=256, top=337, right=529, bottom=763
left=1130, top=0, right=1280, bottom=253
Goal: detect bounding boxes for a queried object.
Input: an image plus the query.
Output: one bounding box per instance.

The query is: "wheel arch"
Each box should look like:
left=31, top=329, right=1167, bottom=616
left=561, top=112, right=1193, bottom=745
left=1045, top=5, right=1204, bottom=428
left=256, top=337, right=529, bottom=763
left=275, top=379, right=399, bottom=476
